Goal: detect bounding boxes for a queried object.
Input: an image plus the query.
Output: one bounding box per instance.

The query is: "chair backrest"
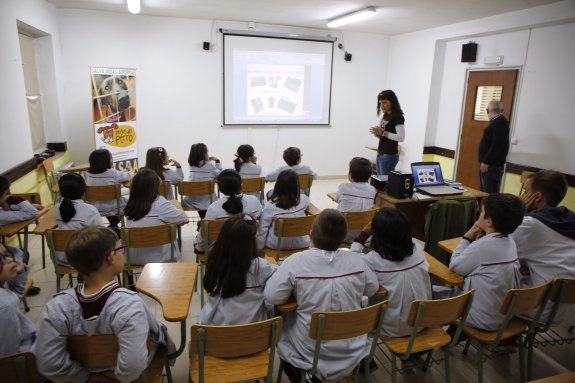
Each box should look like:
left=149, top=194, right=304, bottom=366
left=342, top=208, right=378, bottom=231
left=12, top=193, right=42, bottom=205
left=67, top=334, right=152, bottom=368
left=298, top=174, right=313, bottom=190
left=159, top=180, right=172, bottom=198
left=121, top=223, right=177, bottom=265
left=241, top=177, right=265, bottom=202
left=43, top=157, right=55, bottom=174
left=84, top=184, right=122, bottom=202
left=177, top=180, right=214, bottom=198
left=549, top=277, right=575, bottom=304
left=407, top=289, right=475, bottom=328
left=273, top=214, right=316, bottom=237
left=499, top=280, right=552, bottom=316
left=46, top=229, right=79, bottom=252
left=0, top=352, right=39, bottom=383
left=199, top=219, right=227, bottom=243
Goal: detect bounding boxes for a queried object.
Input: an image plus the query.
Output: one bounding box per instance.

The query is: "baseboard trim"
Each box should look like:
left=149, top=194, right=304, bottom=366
left=423, top=146, right=455, bottom=159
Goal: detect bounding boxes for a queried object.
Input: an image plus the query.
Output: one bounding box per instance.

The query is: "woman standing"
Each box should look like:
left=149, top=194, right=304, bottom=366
left=369, top=90, right=405, bottom=176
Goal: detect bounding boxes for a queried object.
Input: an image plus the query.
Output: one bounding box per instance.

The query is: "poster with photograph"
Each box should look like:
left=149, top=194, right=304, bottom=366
left=91, top=67, right=138, bottom=172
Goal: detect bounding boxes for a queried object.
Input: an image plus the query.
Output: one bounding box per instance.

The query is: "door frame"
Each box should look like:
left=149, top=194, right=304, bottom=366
left=453, top=66, right=523, bottom=186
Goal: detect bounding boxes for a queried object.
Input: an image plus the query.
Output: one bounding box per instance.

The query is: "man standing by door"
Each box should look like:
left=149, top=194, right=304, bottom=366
left=478, top=100, right=509, bottom=193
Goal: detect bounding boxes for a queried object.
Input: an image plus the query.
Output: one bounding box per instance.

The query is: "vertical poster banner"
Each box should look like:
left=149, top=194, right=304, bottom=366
left=90, top=67, right=138, bottom=172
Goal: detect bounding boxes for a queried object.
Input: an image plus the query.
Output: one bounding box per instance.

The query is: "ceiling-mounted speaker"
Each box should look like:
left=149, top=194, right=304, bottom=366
left=461, top=42, right=477, bottom=63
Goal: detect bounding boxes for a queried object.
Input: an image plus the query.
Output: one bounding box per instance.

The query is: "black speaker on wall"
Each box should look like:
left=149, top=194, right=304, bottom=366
left=203, top=41, right=210, bottom=51
left=461, top=42, right=477, bottom=63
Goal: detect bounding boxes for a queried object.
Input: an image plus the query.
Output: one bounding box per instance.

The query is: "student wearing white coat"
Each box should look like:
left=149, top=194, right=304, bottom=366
left=183, top=143, right=222, bottom=214
left=143, top=147, right=184, bottom=200
left=265, top=147, right=317, bottom=197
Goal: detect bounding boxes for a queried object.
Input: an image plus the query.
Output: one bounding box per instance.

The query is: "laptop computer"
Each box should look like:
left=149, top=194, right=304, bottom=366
left=410, top=162, right=464, bottom=196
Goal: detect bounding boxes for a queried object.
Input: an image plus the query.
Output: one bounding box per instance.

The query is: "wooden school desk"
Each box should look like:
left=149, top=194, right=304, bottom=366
left=0, top=207, right=49, bottom=262
left=437, top=237, right=462, bottom=254
left=58, top=163, right=90, bottom=174
left=32, top=207, right=58, bottom=268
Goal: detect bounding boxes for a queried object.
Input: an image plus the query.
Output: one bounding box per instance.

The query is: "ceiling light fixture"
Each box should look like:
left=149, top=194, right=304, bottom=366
left=127, top=0, right=140, bottom=14
left=327, top=6, right=376, bottom=28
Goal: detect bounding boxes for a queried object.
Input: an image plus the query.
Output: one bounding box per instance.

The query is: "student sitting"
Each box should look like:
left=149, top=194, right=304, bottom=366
left=257, top=169, right=310, bottom=251
left=234, top=144, right=262, bottom=199
left=266, top=147, right=316, bottom=196
left=0, top=245, right=36, bottom=357
left=194, top=169, right=263, bottom=252
left=264, top=209, right=379, bottom=382
left=36, top=226, right=175, bottom=382
left=183, top=143, right=222, bottom=217
left=448, top=193, right=524, bottom=331
left=352, top=208, right=431, bottom=337
left=143, top=146, right=183, bottom=200
left=336, top=157, right=377, bottom=242
left=124, top=169, right=187, bottom=264
left=511, top=170, right=575, bottom=324
left=85, top=149, right=133, bottom=229
left=198, top=215, right=277, bottom=325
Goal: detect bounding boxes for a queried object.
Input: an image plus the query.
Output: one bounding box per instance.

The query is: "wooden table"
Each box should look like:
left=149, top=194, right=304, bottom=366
left=0, top=207, right=49, bottom=262
left=32, top=207, right=58, bottom=268
left=136, top=262, right=198, bottom=369
left=327, top=192, right=337, bottom=203
left=424, top=251, right=463, bottom=286
left=437, top=237, right=462, bottom=254
left=59, top=162, right=90, bottom=174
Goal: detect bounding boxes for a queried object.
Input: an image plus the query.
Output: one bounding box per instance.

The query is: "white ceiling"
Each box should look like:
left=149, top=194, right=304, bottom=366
left=46, top=0, right=562, bottom=35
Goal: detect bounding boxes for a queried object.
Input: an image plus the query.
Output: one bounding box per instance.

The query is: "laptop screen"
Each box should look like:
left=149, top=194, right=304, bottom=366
left=411, top=162, right=445, bottom=187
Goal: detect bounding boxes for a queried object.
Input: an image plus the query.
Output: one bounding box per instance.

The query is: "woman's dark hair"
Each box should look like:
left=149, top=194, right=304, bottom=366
left=144, top=147, right=167, bottom=180
left=203, top=215, right=259, bottom=298
left=270, top=170, right=300, bottom=209
left=371, top=208, right=414, bottom=262
left=283, top=147, right=301, bottom=166
left=377, top=89, right=404, bottom=119
left=233, top=144, right=255, bottom=172
left=89, top=149, right=113, bottom=174
left=66, top=226, right=118, bottom=276
left=0, top=176, right=10, bottom=196
left=218, top=169, right=243, bottom=214
left=124, top=169, right=160, bottom=221
left=188, top=143, right=208, bottom=168
left=58, top=173, right=87, bottom=223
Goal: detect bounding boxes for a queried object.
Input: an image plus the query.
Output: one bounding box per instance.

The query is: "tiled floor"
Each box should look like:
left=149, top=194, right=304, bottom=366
left=19, top=179, right=575, bottom=382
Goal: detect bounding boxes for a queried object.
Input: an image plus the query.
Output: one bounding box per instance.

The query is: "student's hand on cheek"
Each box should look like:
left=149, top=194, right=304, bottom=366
left=465, top=224, right=484, bottom=240
left=520, top=192, right=537, bottom=212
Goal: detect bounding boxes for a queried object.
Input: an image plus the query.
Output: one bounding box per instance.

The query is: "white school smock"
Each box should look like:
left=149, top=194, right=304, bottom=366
left=194, top=195, right=263, bottom=252
left=183, top=161, right=222, bottom=210
left=162, top=167, right=184, bottom=200
left=266, top=164, right=317, bottom=196
left=125, top=196, right=187, bottom=264
left=511, top=216, right=575, bottom=325
left=55, top=199, right=102, bottom=267
left=264, top=248, right=379, bottom=382
left=449, top=234, right=521, bottom=331
left=198, top=257, right=278, bottom=325
left=0, top=200, right=39, bottom=226
left=0, top=287, right=36, bottom=357
left=353, top=242, right=432, bottom=337
left=336, top=182, right=376, bottom=243
left=36, top=287, right=174, bottom=383
left=257, top=194, right=310, bottom=250
left=86, top=168, right=133, bottom=215
left=239, top=162, right=263, bottom=199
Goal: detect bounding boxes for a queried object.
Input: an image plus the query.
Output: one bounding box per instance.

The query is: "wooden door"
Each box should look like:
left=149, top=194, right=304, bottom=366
left=455, top=70, right=518, bottom=189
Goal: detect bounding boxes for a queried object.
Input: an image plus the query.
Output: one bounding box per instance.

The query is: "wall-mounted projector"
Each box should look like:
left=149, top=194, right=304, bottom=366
left=484, top=56, right=504, bottom=65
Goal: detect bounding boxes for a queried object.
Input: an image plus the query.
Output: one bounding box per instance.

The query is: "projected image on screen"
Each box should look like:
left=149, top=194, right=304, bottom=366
left=224, top=34, right=334, bottom=125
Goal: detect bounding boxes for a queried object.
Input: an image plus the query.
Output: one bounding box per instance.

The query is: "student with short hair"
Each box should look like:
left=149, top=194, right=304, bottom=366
left=511, top=170, right=575, bottom=324
left=257, top=169, right=310, bottom=251
left=198, top=215, right=277, bottom=325
left=124, top=169, right=187, bottom=264
left=143, top=146, right=183, bottom=200
left=266, top=147, right=317, bottom=195
left=183, top=143, right=221, bottom=215
left=36, top=226, right=174, bottom=383
left=352, top=208, right=431, bottom=337
left=448, top=193, right=524, bottom=331
left=264, top=209, right=379, bottom=382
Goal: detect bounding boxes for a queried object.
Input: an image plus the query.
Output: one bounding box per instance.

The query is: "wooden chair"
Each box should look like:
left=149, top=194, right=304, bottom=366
left=67, top=334, right=168, bottom=383
left=524, top=277, right=575, bottom=381
left=32, top=206, right=57, bottom=269
left=298, top=174, right=314, bottom=195
left=379, top=289, right=475, bottom=383
left=198, top=219, right=227, bottom=307
left=7, top=193, right=42, bottom=256
left=41, top=157, right=61, bottom=204
left=46, top=228, right=79, bottom=292
left=120, top=223, right=178, bottom=287
left=189, top=317, right=283, bottom=383
left=241, top=176, right=266, bottom=203
left=462, top=281, right=552, bottom=383
left=519, top=171, right=534, bottom=195
left=178, top=180, right=215, bottom=222
left=0, top=352, right=39, bottom=383
left=341, top=208, right=378, bottom=247
left=528, top=372, right=575, bottom=383
left=159, top=180, right=172, bottom=198
left=262, top=214, right=316, bottom=263
left=84, top=184, right=124, bottom=225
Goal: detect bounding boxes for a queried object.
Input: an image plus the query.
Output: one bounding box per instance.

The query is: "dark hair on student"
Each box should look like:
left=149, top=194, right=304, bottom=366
left=88, top=149, right=112, bottom=174
left=188, top=143, right=208, bottom=168
left=233, top=144, right=255, bottom=172
left=349, top=157, right=373, bottom=182
left=218, top=169, right=243, bottom=215
left=144, top=147, right=168, bottom=180
left=528, top=170, right=568, bottom=207
left=371, top=208, right=414, bottom=262
left=66, top=226, right=117, bottom=276
left=311, top=209, right=347, bottom=251
left=377, top=89, right=404, bottom=118
left=124, top=168, right=160, bottom=221
left=482, top=193, right=525, bottom=235
left=270, top=170, right=300, bottom=209
left=283, top=147, right=301, bottom=167
left=58, top=173, right=87, bottom=223
left=0, top=176, right=10, bottom=196
left=204, top=215, right=259, bottom=298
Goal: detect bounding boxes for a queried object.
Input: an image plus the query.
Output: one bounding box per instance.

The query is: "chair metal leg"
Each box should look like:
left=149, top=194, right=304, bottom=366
left=299, top=368, right=305, bottom=383
left=41, top=235, right=46, bottom=269
left=22, top=297, right=30, bottom=312
left=462, top=337, right=472, bottom=355
left=165, top=359, right=173, bottom=383
left=476, top=344, right=484, bottom=383
left=444, top=347, right=451, bottom=383
left=527, top=332, right=535, bottom=381
left=56, top=272, right=61, bottom=292
left=276, top=360, right=283, bottom=383
left=68, top=274, right=74, bottom=289
left=422, top=350, right=433, bottom=372
left=200, top=261, right=205, bottom=307
left=391, top=353, right=397, bottom=383
left=363, top=357, right=370, bottom=383
left=518, top=336, right=526, bottom=383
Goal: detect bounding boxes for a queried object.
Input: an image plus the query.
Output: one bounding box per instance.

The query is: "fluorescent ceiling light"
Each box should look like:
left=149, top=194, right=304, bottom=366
left=327, top=6, right=376, bottom=28
left=127, top=0, right=140, bottom=14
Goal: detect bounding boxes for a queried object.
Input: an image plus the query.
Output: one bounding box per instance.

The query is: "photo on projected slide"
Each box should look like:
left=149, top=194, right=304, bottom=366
left=246, top=64, right=305, bottom=116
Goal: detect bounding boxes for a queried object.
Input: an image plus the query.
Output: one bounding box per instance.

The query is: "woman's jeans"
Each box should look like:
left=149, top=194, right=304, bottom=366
left=376, top=153, right=399, bottom=176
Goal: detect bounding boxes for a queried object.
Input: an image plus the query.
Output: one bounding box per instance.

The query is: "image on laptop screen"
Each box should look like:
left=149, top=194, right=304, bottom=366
left=411, top=163, right=445, bottom=187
